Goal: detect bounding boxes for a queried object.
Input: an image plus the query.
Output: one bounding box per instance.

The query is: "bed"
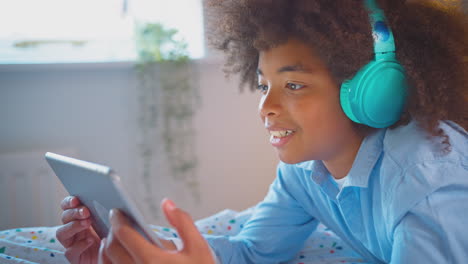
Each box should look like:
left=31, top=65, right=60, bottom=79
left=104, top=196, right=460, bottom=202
left=0, top=206, right=368, bottom=264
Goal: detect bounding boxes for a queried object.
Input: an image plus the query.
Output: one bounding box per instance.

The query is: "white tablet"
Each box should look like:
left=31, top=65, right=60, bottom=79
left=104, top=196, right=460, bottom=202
left=45, top=152, right=165, bottom=249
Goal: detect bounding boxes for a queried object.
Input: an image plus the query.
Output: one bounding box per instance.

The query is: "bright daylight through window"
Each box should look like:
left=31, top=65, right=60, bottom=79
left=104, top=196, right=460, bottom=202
left=0, top=0, right=205, bottom=64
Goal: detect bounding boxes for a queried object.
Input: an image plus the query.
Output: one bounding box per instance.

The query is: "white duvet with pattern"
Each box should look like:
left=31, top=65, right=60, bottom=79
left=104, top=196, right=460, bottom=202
left=0, top=207, right=368, bottom=264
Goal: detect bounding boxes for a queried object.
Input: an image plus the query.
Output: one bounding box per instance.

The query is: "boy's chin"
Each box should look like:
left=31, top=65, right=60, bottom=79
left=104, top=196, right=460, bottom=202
left=277, top=152, right=309, bottom=165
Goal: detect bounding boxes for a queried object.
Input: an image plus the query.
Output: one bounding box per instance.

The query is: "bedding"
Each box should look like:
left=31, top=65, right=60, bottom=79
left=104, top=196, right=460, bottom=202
left=0, top=207, right=368, bottom=264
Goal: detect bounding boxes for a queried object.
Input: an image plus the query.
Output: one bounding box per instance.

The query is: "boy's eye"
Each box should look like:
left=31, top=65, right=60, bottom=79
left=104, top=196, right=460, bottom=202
left=286, top=82, right=305, bottom=90
left=257, top=84, right=268, bottom=93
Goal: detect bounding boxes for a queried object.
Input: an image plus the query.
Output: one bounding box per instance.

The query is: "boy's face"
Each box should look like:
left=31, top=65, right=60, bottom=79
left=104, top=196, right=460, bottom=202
left=257, top=38, right=356, bottom=164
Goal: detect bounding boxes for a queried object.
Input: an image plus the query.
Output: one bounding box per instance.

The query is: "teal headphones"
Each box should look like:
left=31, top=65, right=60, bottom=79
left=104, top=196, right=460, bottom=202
left=340, top=0, right=408, bottom=128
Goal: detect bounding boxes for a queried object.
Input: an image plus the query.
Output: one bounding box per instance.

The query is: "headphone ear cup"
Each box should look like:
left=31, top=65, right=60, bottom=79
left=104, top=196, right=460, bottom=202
left=340, top=60, right=407, bottom=128
left=340, top=80, right=361, bottom=124
left=356, top=61, right=408, bottom=128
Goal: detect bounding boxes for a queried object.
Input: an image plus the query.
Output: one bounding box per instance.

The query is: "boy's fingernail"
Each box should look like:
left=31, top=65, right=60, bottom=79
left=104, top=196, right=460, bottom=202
left=79, top=208, right=85, bottom=217
left=109, top=209, right=120, bottom=222
left=165, top=199, right=176, bottom=211
left=109, top=209, right=115, bottom=221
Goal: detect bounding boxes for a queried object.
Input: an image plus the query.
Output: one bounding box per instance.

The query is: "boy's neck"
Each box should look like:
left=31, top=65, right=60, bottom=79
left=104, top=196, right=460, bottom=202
left=323, top=130, right=365, bottom=180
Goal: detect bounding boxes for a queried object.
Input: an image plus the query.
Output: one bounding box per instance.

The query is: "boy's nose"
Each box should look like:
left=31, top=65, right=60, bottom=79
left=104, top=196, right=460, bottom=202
left=258, top=87, right=281, bottom=118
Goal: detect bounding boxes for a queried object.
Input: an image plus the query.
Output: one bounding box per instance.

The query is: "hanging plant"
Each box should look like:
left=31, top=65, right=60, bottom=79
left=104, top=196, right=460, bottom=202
left=134, top=22, right=201, bottom=219
left=135, top=23, right=189, bottom=63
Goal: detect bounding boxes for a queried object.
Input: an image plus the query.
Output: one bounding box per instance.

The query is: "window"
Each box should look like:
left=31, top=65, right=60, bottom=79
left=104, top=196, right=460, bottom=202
left=0, top=0, right=204, bottom=64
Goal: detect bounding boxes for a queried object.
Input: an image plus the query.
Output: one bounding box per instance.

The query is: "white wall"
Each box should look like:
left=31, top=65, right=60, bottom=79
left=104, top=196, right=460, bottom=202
left=0, top=60, right=279, bottom=229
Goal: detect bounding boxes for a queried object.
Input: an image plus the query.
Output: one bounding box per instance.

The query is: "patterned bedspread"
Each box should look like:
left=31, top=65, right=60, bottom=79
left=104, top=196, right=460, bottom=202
left=0, top=207, right=368, bottom=264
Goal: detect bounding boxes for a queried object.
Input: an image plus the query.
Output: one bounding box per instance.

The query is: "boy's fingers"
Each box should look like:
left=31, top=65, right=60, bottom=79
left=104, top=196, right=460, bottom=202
left=64, top=237, right=94, bottom=263
left=61, top=206, right=90, bottom=224
left=109, top=209, right=168, bottom=262
left=56, top=220, right=92, bottom=247
left=160, top=238, right=178, bottom=251
left=104, top=231, right=134, bottom=264
left=161, top=199, right=207, bottom=254
left=75, top=228, right=100, bottom=246
left=98, top=238, right=112, bottom=264
left=61, top=196, right=80, bottom=210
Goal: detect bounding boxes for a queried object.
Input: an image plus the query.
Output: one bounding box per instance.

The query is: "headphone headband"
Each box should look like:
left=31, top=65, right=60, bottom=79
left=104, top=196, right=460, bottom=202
left=339, top=0, right=408, bottom=128
left=364, top=0, right=396, bottom=59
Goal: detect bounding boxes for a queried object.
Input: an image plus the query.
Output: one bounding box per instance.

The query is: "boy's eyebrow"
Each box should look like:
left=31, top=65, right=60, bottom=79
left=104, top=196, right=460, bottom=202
left=256, top=64, right=313, bottom=76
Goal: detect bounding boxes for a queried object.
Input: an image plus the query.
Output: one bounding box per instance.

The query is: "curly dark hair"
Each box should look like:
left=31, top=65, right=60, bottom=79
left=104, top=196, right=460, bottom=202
left=204, top=0, right=468, bottom=152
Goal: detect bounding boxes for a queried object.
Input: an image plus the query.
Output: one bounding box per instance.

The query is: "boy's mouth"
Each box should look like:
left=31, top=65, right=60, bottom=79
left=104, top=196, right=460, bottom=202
left=269, top=130, right=295, bottom=138
left=269, top=129, right=296, bottom=147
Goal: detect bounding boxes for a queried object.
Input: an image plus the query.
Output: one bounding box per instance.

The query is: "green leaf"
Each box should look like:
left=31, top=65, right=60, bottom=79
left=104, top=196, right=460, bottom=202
left=134, top=22, right=189, bottom=63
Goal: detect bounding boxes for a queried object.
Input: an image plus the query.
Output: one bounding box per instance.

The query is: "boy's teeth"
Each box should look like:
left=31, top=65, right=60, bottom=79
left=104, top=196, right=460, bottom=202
left=270, top=130, right=294, bottom=138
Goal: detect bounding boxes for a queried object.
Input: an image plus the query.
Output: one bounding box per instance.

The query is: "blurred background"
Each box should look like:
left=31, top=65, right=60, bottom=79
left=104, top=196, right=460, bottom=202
left=0, top=0, right=278, bottom=230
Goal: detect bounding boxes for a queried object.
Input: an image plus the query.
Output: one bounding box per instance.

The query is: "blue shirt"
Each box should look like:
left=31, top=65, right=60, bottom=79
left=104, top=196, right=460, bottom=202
left=204, top=121, right=468, bottom=263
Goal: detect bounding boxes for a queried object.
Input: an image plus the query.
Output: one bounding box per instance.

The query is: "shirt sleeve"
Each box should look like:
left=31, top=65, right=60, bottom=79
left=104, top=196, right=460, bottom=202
left=390, top=183, right=468, bottom=263
left=204, top=162, right=319, bottom=264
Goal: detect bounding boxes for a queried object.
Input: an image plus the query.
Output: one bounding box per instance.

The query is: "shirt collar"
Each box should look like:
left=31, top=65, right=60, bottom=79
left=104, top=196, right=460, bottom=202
left=295, top=128, right=386, bottom=188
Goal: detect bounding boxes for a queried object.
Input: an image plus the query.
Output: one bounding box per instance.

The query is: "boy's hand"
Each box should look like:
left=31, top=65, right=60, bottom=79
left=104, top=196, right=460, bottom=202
left=56, top=196, right=100, bottom=264
left=56, top=196, right=179, bottom=264
left=98, top=199, right=216, bottom=264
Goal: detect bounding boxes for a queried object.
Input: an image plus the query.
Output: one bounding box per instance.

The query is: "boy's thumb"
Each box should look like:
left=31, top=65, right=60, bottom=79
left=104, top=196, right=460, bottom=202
left=161, top=198, right=206, bottom=253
